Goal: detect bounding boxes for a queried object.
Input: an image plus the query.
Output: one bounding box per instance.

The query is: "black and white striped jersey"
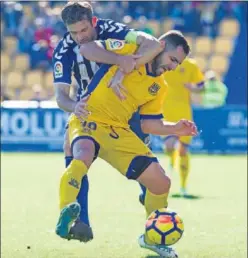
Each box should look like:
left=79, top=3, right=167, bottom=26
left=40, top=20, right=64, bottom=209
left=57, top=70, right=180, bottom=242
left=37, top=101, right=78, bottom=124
left=52, top=18, right=133, bottom=101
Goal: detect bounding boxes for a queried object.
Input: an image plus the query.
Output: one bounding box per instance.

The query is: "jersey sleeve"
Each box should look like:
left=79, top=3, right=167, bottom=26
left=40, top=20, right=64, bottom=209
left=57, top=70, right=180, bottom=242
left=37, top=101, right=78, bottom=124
left=139, top=85, right=167, bottom=120
left=99, top=39, right=137, bottom=55
left=52, top=42, right=74, bottom=85
left=98, top=19, right=134, bottom=41
left=190, top=62, right=205, bottom=88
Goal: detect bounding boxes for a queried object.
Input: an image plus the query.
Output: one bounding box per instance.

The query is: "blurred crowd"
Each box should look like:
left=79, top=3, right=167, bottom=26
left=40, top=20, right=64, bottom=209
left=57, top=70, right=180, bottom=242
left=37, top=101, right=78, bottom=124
left=1, top=1, right=245, bottom=69
left=0, top=1, right=245, bottom=101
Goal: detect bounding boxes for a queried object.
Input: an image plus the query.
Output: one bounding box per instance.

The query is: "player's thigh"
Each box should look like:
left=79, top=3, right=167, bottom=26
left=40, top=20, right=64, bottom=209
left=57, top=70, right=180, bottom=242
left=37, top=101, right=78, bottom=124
left=68, top=115, right=100, bottom=167
left=101, top=127, right=155, bottom=178
left=136, top=162, right=171, bottom=195
left=163, top=135, right=178, bottom=150
left=63, top=127, right=72, bottom=156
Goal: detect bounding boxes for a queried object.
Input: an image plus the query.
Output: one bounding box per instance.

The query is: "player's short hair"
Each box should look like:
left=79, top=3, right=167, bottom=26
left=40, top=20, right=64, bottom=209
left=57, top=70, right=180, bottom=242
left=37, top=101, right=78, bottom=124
left=159, top=30, right=190, bottom=55
left=61, top=2, right=93, bottom=25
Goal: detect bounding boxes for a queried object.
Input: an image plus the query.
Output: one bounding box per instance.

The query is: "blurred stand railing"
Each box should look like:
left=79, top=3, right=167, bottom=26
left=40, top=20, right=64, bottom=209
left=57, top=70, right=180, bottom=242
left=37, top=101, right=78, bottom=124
left=1, top=101, right=247, bottom=154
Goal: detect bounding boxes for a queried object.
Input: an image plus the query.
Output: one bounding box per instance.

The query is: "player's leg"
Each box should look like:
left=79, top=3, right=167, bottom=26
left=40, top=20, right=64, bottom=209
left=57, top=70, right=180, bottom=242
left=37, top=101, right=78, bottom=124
left=129, top=159, right=178, bottom=258
left=164, top=135, right=178, bottom=171
left=56, top=137, right=96, bottom=239
left=64, top=126, right=73, bottom=167
left=178, top=138, right=191, bottom=197
left=103, top=128, right=177, bottom=257
left=56, top=116, right=98, bottom=239
left=128, top=112, right=148, bottom=205
left=64, top=128, right=90, bottom=228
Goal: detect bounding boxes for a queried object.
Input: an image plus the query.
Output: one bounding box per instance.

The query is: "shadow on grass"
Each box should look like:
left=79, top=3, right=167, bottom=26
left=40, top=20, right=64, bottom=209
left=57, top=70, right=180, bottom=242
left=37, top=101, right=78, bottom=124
left=144, top=256, right=161, bottom=258
left=170, top=193, right=202, bottom=199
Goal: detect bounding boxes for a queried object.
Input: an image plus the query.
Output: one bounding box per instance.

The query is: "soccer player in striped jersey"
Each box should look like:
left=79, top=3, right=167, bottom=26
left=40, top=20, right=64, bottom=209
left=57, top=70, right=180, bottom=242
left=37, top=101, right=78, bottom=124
left=53, top=2, right=163, bottom=242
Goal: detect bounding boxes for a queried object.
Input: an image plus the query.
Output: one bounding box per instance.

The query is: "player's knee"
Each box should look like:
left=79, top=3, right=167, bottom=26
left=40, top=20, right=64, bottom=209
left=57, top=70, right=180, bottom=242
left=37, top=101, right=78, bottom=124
left=164, top=137, right=177, bottom=152
left=63, top=139, right=72, bottom=156
left=149, top=173, right=171, bottom=195
left=178, top=144, right=187, bottom=156
left=63, top=130, right=72, bottom=156
left=72, top=140, right=96, bottom=168
left=137, top=162, right=171, bottom=195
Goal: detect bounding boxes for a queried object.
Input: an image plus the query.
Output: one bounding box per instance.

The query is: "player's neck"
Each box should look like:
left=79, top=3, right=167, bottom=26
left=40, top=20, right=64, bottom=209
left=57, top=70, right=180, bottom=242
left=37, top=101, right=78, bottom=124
left=146, top=62, right=157, bottom=77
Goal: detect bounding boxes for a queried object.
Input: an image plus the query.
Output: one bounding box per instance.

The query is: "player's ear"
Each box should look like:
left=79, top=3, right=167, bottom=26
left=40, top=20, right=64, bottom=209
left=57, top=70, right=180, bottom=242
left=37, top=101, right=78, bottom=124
left=92, top=16, right=98, bottom=27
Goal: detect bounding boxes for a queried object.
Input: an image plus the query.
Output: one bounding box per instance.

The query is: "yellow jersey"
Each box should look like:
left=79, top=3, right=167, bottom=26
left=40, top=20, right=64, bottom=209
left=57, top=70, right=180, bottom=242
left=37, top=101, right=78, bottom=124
left=82, top=39, right=167, bottom=128
left=162, top=58, right=204, bottom=122
left=163, top=58, right=204, bottom=104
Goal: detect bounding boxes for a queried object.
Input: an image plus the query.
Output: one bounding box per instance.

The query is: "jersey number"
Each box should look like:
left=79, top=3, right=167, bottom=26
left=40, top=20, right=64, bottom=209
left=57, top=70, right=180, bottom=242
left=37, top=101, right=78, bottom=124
left=81, top=121, right=97, bottom=131
left=109, top=126, right=119, bottom=139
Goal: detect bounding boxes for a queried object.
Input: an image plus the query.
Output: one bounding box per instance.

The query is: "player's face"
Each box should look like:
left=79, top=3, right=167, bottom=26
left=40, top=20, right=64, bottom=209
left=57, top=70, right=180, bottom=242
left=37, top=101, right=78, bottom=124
left=67, top=19, right=97, bottom=45
left=154, top=45, right=187, bottom=76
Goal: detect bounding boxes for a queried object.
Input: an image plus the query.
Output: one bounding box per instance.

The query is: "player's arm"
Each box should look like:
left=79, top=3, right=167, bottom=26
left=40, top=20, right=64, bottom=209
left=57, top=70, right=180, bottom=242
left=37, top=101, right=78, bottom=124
left=54, top=83, right=76, bottom=112
left=141, top=119, right=197, bottom=136
left=125, top=30, right=163, bottom=68
left=139, top=84, right=197, bottom=136
left=185, top=61, right=205, bottom=93
left=79, top=40, right=139, bottom=74
left=53, top=47, right=89, bottom=117
left=80, top=32, right=163, bottom=73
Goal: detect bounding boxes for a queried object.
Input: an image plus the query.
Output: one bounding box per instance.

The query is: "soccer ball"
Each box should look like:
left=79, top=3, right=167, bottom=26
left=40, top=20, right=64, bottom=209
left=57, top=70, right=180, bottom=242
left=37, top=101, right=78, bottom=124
left=145, top=208, right=184, bottom=246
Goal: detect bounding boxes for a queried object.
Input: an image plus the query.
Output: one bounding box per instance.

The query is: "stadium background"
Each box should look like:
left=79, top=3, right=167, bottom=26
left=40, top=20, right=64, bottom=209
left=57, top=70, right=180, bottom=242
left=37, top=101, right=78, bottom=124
left=1, top=1, right=247, bottom=153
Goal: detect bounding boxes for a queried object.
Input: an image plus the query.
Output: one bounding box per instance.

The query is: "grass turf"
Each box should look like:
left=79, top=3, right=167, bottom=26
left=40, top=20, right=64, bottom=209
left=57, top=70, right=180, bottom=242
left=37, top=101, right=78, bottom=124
left=1, top=153, right=247, bottom=258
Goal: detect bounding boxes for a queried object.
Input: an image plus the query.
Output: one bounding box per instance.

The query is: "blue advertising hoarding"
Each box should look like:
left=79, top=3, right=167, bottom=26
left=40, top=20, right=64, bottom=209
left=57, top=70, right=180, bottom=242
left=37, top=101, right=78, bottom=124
left=1, top=102, right=247, bottom=154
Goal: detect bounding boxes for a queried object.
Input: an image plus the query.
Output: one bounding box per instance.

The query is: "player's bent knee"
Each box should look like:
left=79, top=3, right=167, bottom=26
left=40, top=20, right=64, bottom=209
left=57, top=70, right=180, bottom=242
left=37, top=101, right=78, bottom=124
left=164, top=136, right=177, bottom=151
left=178, top=143, right=188, bottom=156
left=72, top=138, right=97, bottom=168
left=63, top=139, right=72, bottom=156
left=136, top=162, right=171, bottom=195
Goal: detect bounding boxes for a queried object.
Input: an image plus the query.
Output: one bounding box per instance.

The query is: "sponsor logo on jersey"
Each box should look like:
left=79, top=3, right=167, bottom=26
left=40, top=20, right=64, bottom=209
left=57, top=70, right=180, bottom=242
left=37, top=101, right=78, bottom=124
left=148, top=83, right=161, bottom=95
left=54, top=61, right=63, bottom=78
left=108, top=40, right=124, bottom=50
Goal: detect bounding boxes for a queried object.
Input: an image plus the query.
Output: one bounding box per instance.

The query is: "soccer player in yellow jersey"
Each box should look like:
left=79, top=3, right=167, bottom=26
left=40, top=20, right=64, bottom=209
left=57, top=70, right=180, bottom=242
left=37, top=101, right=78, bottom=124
left=163, top=58, right=205, bottom=197
left=55, top=31, right=197, bottom=257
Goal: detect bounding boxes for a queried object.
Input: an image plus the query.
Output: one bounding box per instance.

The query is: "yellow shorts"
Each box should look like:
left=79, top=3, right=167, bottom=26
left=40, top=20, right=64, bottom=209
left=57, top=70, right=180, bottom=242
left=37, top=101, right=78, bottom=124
left=68, top=114, right=157, bottom=179
left=163, top=104, right=193, bottom=145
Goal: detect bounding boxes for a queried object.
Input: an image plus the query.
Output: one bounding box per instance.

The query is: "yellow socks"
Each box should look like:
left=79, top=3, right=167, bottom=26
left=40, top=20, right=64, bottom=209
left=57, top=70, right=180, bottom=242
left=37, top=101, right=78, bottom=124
left=179, top=153, right=190, bottom=190
left=166, top=149, right=177, bottom=169
left=144, top=189, right=169, bottom=218
left=59, top=159, right=88, bottom=210
left=144, top=189, right=169, bottom=244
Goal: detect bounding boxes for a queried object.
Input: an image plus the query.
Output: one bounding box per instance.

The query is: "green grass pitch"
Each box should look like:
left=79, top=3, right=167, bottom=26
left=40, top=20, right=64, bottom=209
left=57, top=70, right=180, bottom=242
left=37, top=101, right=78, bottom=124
left=1, top=153, right=247, bottom=258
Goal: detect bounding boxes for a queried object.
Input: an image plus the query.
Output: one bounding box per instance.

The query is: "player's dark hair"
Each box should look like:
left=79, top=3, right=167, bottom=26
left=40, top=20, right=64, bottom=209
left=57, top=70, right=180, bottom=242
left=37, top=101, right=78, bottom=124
left=61, top=2, right=93, bottom=25
left=159, top=30, right=190, bottom=55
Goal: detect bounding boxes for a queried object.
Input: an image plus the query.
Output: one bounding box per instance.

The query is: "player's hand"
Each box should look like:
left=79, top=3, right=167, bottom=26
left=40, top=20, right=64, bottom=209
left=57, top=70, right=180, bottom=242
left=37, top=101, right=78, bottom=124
left=174, top=119, right=198, bottom=136
left=108, top=69, right=128, bottom=101
left=74, top=95, right=90, bottom=118
left=117, top=54, right=142, bottom=74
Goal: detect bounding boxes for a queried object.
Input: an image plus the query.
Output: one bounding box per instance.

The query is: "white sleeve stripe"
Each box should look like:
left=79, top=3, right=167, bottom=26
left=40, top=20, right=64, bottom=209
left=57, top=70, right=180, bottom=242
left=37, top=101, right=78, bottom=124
left=53, top=82, right=71, bottom=86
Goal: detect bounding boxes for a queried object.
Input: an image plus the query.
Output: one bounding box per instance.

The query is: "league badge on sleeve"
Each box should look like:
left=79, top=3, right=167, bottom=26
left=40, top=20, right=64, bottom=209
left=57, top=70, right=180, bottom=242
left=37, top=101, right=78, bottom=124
left=108, top=39, right=124, bottom=50
left=54, top=61, right=63, bottom=78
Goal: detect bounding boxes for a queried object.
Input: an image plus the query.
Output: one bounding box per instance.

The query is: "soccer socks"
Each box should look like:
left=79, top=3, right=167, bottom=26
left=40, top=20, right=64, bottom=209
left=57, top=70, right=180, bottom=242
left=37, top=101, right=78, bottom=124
left=144, top=189, right=169, bottom=244
left=60, top=159, right=88, bottom=210
left=139, top=183, right=146, bottom=205
left=144, top=189, right=169, bottom=218
left=65, top=156, right=73, bottom=168
left=77, top=176, right=90, bottom=225
left=179, top=153, right=190, bottom=190
left=65, top=156, right=90, bottom=226
left=166, top=149, right=177, bottom=169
